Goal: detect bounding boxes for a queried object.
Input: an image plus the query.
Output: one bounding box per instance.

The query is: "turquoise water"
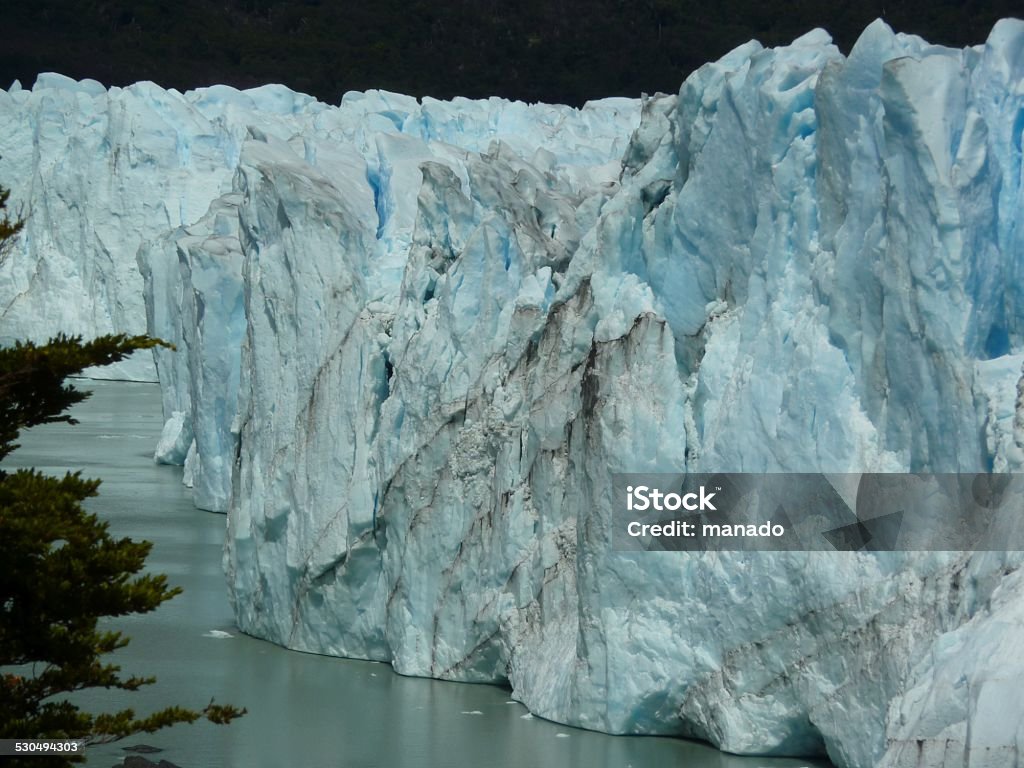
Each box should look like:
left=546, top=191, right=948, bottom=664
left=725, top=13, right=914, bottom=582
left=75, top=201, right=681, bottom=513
left=6, top=380, right=830, bottom=768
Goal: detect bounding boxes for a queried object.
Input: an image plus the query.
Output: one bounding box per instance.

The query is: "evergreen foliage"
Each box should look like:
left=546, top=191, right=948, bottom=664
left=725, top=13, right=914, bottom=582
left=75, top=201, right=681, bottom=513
left=0, top=186, right=22, bottom=256
left=0, top=187, right=244, bottom=765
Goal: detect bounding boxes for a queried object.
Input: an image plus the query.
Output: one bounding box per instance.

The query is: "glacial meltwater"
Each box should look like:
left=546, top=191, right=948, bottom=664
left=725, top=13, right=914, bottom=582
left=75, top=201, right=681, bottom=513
left=6, top=381, right=830, bottom=768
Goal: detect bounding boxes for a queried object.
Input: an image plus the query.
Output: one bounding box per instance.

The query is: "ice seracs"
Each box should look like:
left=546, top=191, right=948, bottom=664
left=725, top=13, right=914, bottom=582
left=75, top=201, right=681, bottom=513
left=4, top=17, right=1024, bottom=768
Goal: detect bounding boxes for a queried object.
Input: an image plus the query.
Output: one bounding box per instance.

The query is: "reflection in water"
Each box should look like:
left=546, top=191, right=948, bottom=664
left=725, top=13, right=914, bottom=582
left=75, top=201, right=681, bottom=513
left=7, top=380, right=830, bottom=768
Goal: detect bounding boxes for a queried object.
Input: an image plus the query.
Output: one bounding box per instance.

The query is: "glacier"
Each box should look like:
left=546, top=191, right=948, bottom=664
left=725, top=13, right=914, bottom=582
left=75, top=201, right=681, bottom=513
left=4, top=17, right=1024, bottom=768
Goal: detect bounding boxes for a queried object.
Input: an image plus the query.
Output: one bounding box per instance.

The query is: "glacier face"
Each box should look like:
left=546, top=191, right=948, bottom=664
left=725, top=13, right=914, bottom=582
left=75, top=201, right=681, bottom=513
left=129, top=87, right=637, bottom=511
left=0, top=75, right=632, bottom=380
left=5, top=17, right=1024, bottom=768
left=223, top=22, right=1024, bottom=768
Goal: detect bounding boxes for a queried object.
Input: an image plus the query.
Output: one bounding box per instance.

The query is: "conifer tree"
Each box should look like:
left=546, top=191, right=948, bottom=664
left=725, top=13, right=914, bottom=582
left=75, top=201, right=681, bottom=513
left=0, top=186, right=244, bottom=765
left=0, top=185, right=21, bottom=248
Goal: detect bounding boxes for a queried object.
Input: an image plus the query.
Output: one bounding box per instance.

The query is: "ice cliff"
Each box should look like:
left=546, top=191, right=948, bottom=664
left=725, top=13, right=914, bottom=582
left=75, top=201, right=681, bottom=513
left=0, top=76, right=629, bottom=379
left=4, top=17, right=1024, bottom=768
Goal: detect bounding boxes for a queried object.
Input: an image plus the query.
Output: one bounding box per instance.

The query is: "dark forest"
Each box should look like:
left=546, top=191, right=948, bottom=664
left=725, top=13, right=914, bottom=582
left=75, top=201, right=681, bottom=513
left=2, top=1, right=1020, bottom=106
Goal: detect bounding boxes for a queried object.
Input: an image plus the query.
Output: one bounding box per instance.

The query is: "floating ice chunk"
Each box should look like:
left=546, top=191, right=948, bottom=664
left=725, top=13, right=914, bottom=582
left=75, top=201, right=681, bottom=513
left=154, top=411, right=193, bottom=465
